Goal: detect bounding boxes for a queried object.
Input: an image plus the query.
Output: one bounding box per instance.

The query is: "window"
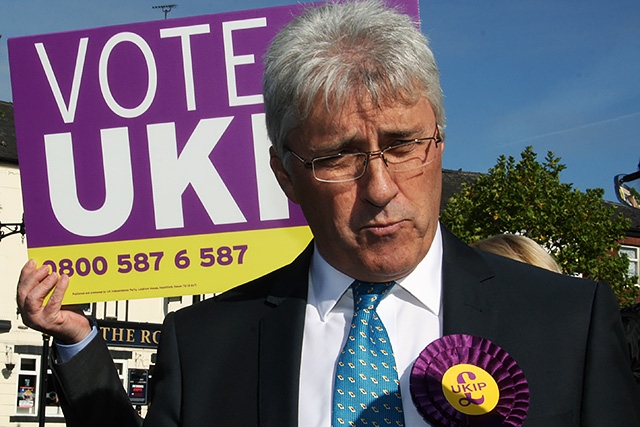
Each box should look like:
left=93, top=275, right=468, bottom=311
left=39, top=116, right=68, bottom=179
left=44, top=371, right=63, bottom=416
left=114, top=359, right=129, bottom=389
left=15, top=357, right=38, bottom=415
left=164, top=296, right=185, bottom=315
left=620, top=245, right=639, bottom=285
left=14, top=355, right=64, bottom=418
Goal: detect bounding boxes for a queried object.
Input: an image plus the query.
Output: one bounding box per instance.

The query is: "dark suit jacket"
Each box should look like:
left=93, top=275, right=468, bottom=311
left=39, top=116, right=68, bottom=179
left=52, top=228, right=640, bottom=426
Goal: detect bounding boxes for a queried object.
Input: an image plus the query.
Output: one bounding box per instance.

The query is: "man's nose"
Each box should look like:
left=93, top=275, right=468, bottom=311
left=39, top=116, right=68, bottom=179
left=358, top=153, right=398, bottom=206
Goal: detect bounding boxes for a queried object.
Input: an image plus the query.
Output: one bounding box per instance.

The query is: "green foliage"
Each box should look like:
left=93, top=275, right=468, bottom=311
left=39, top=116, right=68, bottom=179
left=441, top=146, right=638, bottom=307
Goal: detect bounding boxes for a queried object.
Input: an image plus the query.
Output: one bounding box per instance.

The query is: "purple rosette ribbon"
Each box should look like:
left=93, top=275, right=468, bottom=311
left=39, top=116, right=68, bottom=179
left=410, top=334, right=529, bottom=427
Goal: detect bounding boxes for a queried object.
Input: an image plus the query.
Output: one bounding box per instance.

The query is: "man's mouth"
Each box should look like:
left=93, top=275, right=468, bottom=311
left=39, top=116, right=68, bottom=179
left=360, top=220, right=404, bottom=237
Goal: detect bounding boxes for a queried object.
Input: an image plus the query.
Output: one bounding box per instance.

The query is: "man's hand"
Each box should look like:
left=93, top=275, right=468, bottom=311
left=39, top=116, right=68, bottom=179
left=16, top=259, right=92, bottom=344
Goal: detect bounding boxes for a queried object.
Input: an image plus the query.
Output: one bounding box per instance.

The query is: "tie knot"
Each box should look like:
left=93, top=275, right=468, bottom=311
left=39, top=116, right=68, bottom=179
left=352, top=281, right=395, bottom=311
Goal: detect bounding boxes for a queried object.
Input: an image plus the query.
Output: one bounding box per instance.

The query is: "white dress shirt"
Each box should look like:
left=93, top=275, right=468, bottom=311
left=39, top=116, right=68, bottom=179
left=298, top=224, right=443, bottom=426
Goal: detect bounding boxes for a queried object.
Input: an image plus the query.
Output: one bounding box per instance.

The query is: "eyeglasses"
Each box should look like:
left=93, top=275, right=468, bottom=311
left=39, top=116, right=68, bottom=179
left=286, top=127, right=441, bottom=183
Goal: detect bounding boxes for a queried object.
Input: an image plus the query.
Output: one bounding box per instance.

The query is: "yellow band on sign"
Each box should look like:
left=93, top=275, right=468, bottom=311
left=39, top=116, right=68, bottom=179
left=30, top=226, right=313, bottom=304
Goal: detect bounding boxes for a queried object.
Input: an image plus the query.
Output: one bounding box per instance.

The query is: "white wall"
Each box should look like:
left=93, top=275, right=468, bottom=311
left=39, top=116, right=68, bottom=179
left=0, top=163, right=37, bottom=425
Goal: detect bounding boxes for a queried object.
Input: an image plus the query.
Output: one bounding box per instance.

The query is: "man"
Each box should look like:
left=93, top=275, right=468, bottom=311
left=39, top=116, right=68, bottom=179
left=17, top=1, right=640, bottom=426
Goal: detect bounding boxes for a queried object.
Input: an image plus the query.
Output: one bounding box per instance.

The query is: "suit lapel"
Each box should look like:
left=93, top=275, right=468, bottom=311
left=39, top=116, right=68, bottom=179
left=258, top=244, right=312, bottom=427
left=440, top=226, right=496, bottom=336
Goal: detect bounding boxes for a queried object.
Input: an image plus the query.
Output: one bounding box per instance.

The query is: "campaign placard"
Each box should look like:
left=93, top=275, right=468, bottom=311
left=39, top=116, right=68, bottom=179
left=9, top=1, right=419, bottom=304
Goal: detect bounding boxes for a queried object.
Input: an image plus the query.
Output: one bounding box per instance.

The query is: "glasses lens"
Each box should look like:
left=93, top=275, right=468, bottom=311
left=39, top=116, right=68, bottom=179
left=385, top=139, right=433, bottom=172
left=313, top=153, right=366, bottom=182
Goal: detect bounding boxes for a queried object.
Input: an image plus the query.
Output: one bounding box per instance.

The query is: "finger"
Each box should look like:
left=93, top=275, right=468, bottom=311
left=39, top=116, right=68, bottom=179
left=17, top=262, right=55, bottom=301
left=17, top=260, right=39, bottom=302
left=20, top=270, right=60, bottom=314
left=18, top=259, right=37, bottom=282
left=42, top=274, right=69, bottom=316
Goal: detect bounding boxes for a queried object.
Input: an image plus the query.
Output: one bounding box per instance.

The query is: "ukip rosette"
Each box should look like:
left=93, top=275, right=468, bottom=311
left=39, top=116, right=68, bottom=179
left=410, top=334, right=529, bottom=427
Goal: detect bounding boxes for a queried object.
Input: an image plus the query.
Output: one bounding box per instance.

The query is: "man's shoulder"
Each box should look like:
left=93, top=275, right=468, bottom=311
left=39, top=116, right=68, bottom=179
left=478, top=246, right=595, bottom=288
left=442, top=227, right=594, bottom=292
left=471, top=248, right=618, bottom=319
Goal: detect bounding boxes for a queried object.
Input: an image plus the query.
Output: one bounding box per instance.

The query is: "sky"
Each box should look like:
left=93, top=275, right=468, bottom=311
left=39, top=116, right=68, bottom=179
left=1, top=0, right=639, bottom=202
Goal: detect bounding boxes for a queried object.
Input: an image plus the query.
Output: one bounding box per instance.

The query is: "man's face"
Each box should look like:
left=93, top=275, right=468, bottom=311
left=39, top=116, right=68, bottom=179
left=271, top=96, right=444, bottom=282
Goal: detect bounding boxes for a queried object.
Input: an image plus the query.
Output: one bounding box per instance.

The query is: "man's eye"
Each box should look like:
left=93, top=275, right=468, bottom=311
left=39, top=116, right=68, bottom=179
left=389, top=141, right=417, bottom=154
left=317, top=155, right=347, bottom=168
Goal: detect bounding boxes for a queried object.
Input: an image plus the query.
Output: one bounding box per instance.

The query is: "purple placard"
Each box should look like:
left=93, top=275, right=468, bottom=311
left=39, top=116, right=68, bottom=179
left=9, top=0, right=420, bottom=250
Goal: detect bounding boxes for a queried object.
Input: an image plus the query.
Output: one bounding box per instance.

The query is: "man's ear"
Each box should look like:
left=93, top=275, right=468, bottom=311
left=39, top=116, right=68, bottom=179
left=270, top=147, right=299, bottom=204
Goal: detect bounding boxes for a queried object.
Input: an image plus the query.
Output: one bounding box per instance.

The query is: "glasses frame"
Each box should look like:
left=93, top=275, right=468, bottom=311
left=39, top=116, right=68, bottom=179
left=286, top=126, right=442, bottom=183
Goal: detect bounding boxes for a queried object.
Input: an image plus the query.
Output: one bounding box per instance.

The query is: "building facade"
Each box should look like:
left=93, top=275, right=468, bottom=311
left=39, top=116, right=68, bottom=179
left=618, top=204, right=640, bottom=289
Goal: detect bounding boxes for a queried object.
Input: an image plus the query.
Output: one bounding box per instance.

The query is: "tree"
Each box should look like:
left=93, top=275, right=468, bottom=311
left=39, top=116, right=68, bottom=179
left=441, top=146, right=638, bottom=307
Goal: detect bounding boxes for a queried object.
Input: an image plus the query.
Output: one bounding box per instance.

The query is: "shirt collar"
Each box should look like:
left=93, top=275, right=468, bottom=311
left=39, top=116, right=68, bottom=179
left=309, top=223, right=443, bottom=321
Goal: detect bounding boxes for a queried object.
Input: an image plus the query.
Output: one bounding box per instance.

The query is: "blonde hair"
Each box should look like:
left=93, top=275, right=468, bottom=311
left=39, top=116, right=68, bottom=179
left=471, top=234, right=562, bottom=273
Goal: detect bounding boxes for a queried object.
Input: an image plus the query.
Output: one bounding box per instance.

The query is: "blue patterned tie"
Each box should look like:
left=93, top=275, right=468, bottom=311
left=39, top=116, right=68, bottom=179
left=332, top=281, right=405, bottom=427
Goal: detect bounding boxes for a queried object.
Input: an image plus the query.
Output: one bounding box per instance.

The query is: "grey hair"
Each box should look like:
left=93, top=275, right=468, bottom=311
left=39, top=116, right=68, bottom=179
left=263, top=0, right=446, bottom=158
